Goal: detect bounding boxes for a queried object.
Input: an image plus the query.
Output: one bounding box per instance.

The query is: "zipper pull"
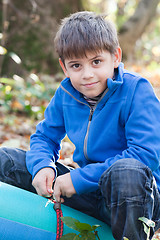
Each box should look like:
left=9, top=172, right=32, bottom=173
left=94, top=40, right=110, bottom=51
left=89, top=108, right=94, bottom=121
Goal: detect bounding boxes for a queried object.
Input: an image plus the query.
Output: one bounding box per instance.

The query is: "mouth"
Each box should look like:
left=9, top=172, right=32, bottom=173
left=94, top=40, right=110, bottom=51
left=83, top=82, right=98, bottom=88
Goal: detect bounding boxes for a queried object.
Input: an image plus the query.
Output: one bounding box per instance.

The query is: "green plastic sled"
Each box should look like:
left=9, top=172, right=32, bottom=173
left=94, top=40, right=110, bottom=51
left=0, top=181, right=114, bottom=239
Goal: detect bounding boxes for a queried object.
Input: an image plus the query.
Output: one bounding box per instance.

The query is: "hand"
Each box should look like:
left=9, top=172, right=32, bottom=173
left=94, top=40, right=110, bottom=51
left=32, top=167, right=55, bottom=197
left=53, top=172, right=76, bottom=202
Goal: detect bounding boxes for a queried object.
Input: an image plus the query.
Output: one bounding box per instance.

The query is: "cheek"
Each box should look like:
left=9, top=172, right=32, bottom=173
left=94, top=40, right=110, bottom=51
left=98, top=68, right=112, bottom=80
left=105, top=66, right=115, bottom=79
left=69, top=77, right=80, bottom=90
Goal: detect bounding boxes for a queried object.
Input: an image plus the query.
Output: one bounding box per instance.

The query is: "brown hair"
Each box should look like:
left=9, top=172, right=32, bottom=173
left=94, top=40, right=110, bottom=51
left=54, top=11, right=119, bottom=63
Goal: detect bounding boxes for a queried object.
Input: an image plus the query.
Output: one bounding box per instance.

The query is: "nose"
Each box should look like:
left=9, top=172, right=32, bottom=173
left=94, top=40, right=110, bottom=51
left=82, top=65, right=94, bottom=79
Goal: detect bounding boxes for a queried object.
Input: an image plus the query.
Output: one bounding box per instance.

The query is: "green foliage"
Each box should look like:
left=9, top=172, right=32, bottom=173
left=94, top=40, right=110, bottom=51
left=138, top=217, right=155, bottom=228
left=138, top=217, right=155, bottom=240
left=60, top=216, right=101, bottom=240
left=0, top=41, right=59, bottom=120
left=1, top=28, right=60, bottom=75
left=0, top=75, right=56, bottom=120
left=19, top=28, right=47, bottom=72
left=61, top=216, right=159, bottom=240
left=123, top=217, right=156, bottom=240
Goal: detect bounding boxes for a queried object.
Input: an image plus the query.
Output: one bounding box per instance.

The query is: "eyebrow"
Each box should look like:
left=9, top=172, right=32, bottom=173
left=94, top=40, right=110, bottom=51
left=67, top=60, right=80, bottom=64
left=90, top=55, right=102, bottom=60
left=67, top=55, right=102, bottom=64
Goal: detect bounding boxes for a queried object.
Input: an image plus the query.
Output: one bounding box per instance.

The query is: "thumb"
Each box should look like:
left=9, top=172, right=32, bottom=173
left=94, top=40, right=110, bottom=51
left=53, top=178, right=62, bottom=203
left=46, top=170, right=55, bottom=194
left=54, top=184, right=61, bottom=203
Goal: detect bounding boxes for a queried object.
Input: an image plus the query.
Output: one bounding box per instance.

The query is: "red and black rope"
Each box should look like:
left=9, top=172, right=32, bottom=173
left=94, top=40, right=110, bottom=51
left=53, top=201, right=64, bottom=240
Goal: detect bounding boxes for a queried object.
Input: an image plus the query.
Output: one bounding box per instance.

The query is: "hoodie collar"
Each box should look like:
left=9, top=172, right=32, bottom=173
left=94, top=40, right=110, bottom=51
left=107, top=62, right=124, bottom=91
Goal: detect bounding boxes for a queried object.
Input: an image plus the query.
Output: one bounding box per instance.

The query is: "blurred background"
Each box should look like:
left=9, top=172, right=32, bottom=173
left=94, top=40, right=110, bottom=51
left=0, top=0, right=160, bottom=150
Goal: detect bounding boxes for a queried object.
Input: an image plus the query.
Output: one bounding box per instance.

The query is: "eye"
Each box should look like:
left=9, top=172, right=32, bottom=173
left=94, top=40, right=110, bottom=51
left=93, top=59, right=101, bottom=65
left=72, top=63, right=80, bottom=69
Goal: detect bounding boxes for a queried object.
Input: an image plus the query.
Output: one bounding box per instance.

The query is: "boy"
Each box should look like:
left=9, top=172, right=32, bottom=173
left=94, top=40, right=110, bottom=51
left=0, top=11, right=160, bottom=239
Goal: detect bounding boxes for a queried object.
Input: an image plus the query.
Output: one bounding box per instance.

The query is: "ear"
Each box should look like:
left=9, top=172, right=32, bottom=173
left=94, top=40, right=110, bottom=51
left=113, top=47, right=122, bottom=68
left=59, top=58, right=69, bottom=77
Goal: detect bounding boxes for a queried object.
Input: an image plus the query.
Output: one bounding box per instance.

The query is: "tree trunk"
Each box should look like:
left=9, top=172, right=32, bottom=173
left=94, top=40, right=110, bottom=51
left=118, top=0, right=160, bottom=60
left=1, top=0, right=84, bottom=75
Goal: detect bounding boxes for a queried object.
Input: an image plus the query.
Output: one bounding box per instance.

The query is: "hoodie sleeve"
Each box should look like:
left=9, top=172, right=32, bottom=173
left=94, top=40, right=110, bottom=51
left=26, top=87, right=66, bottom=178
left=70, top=78, right=160, bottom=194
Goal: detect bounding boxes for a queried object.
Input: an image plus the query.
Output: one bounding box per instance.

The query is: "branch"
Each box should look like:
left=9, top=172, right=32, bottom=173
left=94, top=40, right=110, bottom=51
left=118, top=0, right=160, bottom=58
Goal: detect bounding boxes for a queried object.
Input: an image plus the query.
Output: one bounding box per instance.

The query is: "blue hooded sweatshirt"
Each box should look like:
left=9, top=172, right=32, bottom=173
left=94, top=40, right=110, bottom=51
left=26, top=63, right=160, bottom=194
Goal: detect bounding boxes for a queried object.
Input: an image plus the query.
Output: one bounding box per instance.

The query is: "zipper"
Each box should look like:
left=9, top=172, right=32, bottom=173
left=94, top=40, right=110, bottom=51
left=83, top=88, right=109, bottom=161
left=88, top=107, right=94, bottom=121
left=60, top=84, right=109, bottom=161
left=60, top=84, right=92, bottom=160
left=84, top=107, right=94, bottom=161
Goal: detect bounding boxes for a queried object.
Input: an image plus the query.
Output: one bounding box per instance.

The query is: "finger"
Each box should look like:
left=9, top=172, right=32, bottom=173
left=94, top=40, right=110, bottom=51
left=54, top=191, right=61, bottom=202
left=35, top=185, right=50, bottom=197
left=53, top=184, right=62, bottom=203
left=34, top=187, right=42, bottom=196
left=46, top=169, right=55, bottom=195
left=35, top=179, right=51, bottom=197
left=60, top=197, right=64, bottom=203
left=32, top=179, right=47, bottom=196
left=46, top=177, right=54, bottom=195
left=65, top=192, right=73, bottom=198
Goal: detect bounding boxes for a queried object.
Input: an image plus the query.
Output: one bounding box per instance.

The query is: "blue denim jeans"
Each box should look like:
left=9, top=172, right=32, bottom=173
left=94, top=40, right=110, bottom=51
left=0, top=147, right=160, bottom=240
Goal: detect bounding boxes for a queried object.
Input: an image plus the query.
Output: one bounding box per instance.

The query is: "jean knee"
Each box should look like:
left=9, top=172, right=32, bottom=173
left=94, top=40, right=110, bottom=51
left=99, top=158, right=154, bottom=208
left=0, top=147, right=27, bottom=183
left=0, top=148, right=14, bottom=175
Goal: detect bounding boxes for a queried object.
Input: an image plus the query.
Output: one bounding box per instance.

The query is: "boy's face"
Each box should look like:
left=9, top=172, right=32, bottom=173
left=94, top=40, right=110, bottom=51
left=59, top=48, right=121, bottom=98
